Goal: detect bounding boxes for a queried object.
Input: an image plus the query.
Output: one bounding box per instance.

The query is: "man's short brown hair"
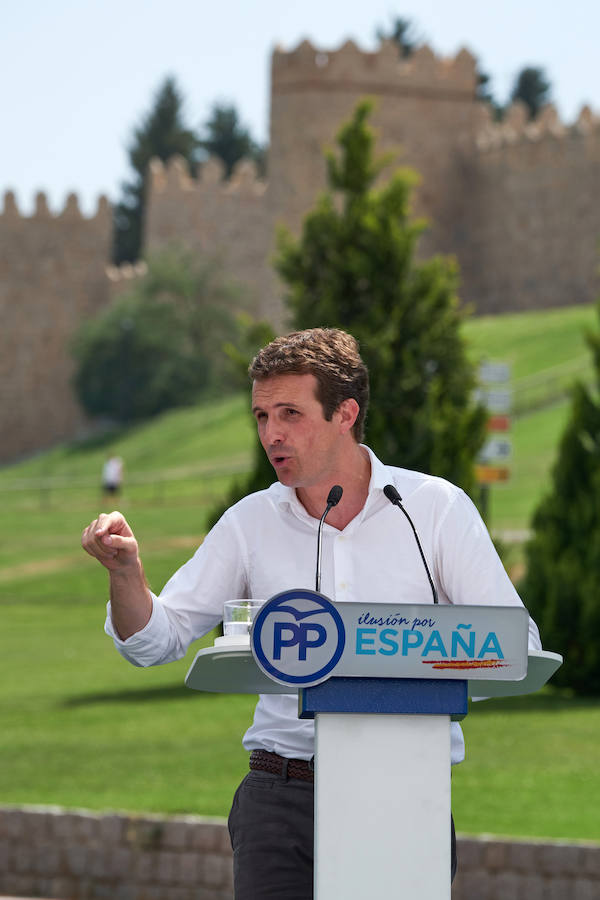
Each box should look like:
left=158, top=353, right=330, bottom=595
left=249, top=328, right=370, bottom=442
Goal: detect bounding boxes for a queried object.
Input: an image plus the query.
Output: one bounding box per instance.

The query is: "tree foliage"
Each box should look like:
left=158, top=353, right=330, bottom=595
left=275, top=101, right=486, bottom=493
left=199, top=103, right=266, bottom=177
left=510, top=66, right=552, bottom=120
left=73, top=246, right=243, bottom=423
left=217, top=100, right=486, bottom=519
left=113, top=77, right=200, bottom=264
left=375, top=16, right=420, bottom=57
left=522, top=305, right=600, bottom=695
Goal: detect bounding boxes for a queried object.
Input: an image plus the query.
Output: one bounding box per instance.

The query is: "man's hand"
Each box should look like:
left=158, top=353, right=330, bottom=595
left=82, top=511, right=152, bottom=640
left=81, top=511, right=139, bottom=571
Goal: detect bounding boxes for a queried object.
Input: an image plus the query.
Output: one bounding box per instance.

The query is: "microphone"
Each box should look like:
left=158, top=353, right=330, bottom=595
left=383, top=484, right=438, bottom=605
left=315, top=485, right=343, bottom=592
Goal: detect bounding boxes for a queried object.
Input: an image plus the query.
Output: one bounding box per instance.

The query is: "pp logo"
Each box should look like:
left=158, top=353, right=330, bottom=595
left=251, top=589, right=346, bottom=686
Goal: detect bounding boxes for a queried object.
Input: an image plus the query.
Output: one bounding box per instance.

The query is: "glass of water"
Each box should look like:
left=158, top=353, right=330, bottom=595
left=223, top=600, right=265, bottom=637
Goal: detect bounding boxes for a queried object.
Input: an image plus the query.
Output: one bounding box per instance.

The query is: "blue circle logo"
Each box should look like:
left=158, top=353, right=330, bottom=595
left=251, top=589, right=346, bottom=686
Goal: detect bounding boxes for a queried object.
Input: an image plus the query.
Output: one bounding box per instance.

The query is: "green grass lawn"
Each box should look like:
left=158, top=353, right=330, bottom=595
left=2, top=549, right=598, bottom=840
left=1, top=304, right=599, bottom=840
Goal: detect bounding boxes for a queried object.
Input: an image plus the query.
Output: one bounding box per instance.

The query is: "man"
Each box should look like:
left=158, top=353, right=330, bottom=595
left=82, top=327, right=541, bottom=898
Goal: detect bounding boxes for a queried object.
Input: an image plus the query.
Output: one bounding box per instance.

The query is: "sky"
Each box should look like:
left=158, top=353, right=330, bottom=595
left=2, top=1, right=598, bottom=214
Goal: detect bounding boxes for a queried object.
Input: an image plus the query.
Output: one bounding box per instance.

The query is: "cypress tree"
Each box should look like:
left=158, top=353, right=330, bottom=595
left=212, top=100, right=486, bottom=523
left=523, top=304, right=600, bottom=694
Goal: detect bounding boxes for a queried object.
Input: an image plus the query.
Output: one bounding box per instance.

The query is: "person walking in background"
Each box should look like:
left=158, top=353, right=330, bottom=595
left=101, top=453, right=123, bottom=499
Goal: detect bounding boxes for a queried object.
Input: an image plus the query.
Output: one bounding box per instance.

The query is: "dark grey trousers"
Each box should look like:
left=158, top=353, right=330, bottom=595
left=228, top=768, right=457, bottom=899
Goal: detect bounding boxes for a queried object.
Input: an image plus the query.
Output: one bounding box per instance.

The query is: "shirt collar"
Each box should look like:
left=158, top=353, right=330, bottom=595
left=271, top=444, right=390, bottom=521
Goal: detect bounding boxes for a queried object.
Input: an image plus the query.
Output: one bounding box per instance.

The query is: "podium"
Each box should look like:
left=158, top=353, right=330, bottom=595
left=186, top=593, right=561, bottom=899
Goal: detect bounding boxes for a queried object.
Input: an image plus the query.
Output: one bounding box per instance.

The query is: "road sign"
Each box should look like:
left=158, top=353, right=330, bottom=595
left=475, top=464, right=510, bottom=484
left=487, top=415, right=511, bottom=432
left=479, top=361, right=511, bottom=384
left=479, top=437, right=512, bottom=462
left=475, top=388, right=512, bottom=414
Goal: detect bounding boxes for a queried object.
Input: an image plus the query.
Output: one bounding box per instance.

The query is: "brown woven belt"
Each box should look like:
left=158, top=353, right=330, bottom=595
left=249, top=749, right=314, bottom=782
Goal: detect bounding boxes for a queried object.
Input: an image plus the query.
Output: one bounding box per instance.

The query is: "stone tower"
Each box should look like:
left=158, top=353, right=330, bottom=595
left=0, top=191, right=112, bottom=463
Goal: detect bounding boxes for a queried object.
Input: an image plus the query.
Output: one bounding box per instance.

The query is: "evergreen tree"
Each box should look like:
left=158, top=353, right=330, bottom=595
left=276, top=101, right=486, bottom=493
left=510, top=66, right=552, bottom=120
left=212, top=101, right=486, bottom=524
left=375, top=16, right=420, bottom=57
left=522, top=305, right=600, bottom=695
left=113, top=77, right=200, bottom=264
left=199, top=102, right=266, bottom=178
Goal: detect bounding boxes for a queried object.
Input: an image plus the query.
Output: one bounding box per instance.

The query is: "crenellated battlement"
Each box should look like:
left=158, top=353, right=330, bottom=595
left=475, top=102, right=600, bottom=151
left=272, top=38, right=477, bottom=95
left=2, top=32, right=600, bottom=466
left=1, top=189, right=110, bottom=222
left=148, top=155, right=267, bottom=197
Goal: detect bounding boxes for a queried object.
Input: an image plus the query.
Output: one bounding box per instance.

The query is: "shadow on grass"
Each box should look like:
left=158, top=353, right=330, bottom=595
left=469, top=689, right=599, bottom=715
left=61, top=684, right=231, bottom=706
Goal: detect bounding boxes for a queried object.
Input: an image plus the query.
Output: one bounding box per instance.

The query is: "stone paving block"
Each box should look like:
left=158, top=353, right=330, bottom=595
left=455, top=837, right=483, bottom=870
left=582, top=847, right=600, bottom=877
left=491, top=871, right=520, bottom=900
left=91, top=881, right=116, bottom=898
left=188, top=823, right=223, bottom=852
left=13, top=843, right=34, bottom=874
left=64, top=843, right=89, bottom=877
left=453, top=867, right=492, bottom=899
left=221, top=856, right=234, bottom=890
left=506, top=840, right=538, bottom=871
left=51, top=874, right=78, bottom=896
left=162, top=820, right=190, bottom=850
left=0, top=810, right=26, bottom=840
left=203, top=853, right=228, bottom=887
left=98, top=813, right=126, bottom=846
left=108, top=846, right=134, bottom=880
left=88, top=846, right=113, bottom=880
left=177, top=850, right=200, bottom=884
left=516, top=873, right=545, bottom=900
left=483, top=840, right=508, bottom=871
left=546, top=876, right=572, bottom=899
left=156, top=850, right=179, bottom=884
left=134, top=849, right=156, bottom=882
left=33, top=842, right=61, bottom=877
left=539, top=842, right=584, bottom=876
left=573, top=877, right=600, bottom=900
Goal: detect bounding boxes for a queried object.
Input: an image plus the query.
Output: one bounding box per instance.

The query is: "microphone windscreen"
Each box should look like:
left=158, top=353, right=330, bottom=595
left=383, top=483, right=402, bottom=505
left=327, top=484, right=343, bottom=507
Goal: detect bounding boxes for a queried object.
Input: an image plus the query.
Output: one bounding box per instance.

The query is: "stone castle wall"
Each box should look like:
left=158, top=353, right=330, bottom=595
left=1, top=805, right=599, bottom=900
left=462, top=104, right=600, bottom=312
left=144, top=155, right=280, bottom=326
left=0, top=192, right=112, bottom=464
left=3, top=38, right=600, bottom=463
left=146, top=39, right=600, bottom=325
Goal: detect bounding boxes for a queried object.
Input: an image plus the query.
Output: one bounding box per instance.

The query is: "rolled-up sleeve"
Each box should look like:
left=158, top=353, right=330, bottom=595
left=104, top=510, right=249, bottom=665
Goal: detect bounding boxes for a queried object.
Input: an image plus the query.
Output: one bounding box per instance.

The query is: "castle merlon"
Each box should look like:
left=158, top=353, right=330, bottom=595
left=271, top=39, right=477, bottom=93
left=149, top=155, right=267, bottom=196
left=1, top=189, right=110, bottom=221
left=474, top=102, right=600, bottom=152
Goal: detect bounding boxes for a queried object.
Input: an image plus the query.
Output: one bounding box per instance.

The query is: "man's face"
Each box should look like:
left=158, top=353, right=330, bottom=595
left=251, top=373, right=346, bottom=490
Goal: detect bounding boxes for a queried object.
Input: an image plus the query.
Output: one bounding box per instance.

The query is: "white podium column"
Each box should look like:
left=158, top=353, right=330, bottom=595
left=300, top=676, right=466, bottom=900
left=315, top=713, right=451, bottom=898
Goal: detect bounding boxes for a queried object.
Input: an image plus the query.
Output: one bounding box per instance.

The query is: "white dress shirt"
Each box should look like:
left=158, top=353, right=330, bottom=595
left=106, top=446, right=541, bottom=765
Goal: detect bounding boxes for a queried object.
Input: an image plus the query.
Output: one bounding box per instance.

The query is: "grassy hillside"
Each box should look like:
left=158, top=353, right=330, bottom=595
left=1, top=302, right=598, bottom=840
